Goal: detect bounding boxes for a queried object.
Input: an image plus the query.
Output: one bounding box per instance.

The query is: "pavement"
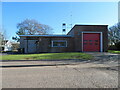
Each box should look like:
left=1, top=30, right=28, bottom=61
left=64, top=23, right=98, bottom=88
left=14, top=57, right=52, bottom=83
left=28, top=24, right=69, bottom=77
left=2, top=63, right=118, bottom=88
left=1, top=52, right=119, bottom=88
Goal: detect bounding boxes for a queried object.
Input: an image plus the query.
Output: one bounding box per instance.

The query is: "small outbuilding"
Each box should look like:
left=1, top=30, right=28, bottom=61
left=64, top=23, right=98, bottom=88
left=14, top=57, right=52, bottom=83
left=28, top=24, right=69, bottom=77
left=19, top=25, right=108, bottom=53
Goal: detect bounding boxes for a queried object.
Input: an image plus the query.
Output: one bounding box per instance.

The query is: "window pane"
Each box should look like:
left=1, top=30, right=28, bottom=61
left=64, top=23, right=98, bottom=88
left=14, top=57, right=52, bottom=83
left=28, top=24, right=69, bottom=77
left=60, top=42, right=66, bottom=46
left=53, top=42, right=58, bottom=46
left=95, top=43, right=98, bottom=45
left=84, top=40, right=87, bottom=42
left=89, top=40, right=92, bottom=42
left=84, top=43, right=87, bottom=45
left=95, top=40, right=98, bottom=42
left=90, top=43, right=92, bottom=45
left=52, top=41, right=67, bottom=47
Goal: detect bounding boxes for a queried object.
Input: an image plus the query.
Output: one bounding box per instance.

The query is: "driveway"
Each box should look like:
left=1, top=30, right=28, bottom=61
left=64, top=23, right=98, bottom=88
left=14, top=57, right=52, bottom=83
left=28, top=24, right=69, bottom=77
left=1, top=52, right=119, bottom=88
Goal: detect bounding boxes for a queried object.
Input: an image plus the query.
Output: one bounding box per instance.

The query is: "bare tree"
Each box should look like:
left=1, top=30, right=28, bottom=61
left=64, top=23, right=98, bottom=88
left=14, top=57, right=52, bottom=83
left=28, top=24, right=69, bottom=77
left=108, top=22, right=120, bottom=45
left=16, top=19, right=53, bottom=35
left=0, top=32, right=4, bottom=44
left=12, top=19, right=53, bottom=42
left=0, top=26, right=7, bottom=43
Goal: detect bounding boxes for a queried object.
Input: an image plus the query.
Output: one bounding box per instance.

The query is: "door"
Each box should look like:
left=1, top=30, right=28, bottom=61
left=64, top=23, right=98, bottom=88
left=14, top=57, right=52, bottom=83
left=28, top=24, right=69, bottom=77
left=27, top=40, right=37, bottom=53
left=83, top=33, right=100, bottom=52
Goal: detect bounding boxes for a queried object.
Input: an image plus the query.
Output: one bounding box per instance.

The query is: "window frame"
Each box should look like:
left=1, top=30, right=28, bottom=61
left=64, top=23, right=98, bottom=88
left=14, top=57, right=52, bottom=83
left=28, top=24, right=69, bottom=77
left=51, top=40, right=67, bottom=47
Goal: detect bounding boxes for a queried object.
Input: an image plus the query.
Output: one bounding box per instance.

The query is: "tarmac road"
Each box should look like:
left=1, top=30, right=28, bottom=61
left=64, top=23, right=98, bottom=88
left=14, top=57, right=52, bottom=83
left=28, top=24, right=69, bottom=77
left=2, top=63, right=118, bottom=88
left=1, top=52, right=119, bottom=88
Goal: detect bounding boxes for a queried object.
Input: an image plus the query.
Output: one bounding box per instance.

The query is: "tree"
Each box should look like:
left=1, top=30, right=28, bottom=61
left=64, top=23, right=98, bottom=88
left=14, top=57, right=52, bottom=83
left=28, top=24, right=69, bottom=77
left=108, top=22, right=120, bottom=45
left=12, top=19, right=53, bottom=41
left=108, top=22, right=120, bottom=50
left=0, top=32, right=3, bottom=42
left=0, top=31, right=8, bottom=51
left=12, top=36, right=20, bottom=42
left=0, top=26, right=7, bottom=44
left=0, top=26, right=6, bottom=41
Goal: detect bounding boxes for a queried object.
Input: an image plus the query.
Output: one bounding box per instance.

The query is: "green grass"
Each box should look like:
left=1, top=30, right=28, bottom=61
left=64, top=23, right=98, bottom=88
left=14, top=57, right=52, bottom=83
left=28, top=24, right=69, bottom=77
left=1, top=52, right=93, bottom=60
left=108, top=50, right=120, bottom=54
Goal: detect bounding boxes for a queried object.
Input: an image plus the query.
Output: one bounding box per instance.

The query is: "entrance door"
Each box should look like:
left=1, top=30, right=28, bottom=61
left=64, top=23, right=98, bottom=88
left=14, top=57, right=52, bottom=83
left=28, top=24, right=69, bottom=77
left=83, top=33, right=100, bottom=52
left=28, top=40, right=37, bottom=53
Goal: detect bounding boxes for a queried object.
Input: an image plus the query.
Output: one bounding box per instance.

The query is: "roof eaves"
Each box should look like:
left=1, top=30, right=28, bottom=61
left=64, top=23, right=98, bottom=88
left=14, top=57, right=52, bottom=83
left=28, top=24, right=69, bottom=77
left=19, top=35, right=73, bottom=37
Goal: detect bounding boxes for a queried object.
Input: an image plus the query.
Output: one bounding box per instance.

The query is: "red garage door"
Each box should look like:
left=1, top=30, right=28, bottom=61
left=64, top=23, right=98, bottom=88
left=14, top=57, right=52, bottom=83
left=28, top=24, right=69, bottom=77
left=83, top=33, right=100, bottom=52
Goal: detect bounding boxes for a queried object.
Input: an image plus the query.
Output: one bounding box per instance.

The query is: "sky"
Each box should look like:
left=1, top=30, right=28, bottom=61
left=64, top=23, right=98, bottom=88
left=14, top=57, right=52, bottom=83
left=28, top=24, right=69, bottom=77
left=2, top=2, right=118, bottom=41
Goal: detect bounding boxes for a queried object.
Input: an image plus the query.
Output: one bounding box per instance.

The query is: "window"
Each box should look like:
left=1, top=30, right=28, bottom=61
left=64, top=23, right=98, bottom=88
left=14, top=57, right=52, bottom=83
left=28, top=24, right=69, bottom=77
left=84, top=40, right=87, bottom=42
left=51, top=40, right=67, bottom=47
left=90, top=43, right=92, bottom=45
left=95, top=40, right=98, bottom=42
left=84, top=43, right=87, bottom=45
left=95, top=43, right=98, bottom=45
left=89, top=40, right=92, bottom=42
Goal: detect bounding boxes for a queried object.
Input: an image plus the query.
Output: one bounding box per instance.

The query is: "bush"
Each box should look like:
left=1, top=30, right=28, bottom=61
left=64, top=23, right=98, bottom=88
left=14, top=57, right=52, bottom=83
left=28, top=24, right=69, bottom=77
left=108, top=45, right=117, bottom=50
left=115, top=42, right=120, bottom=50
left=12, top=43, right=20, bottom=50
left=18, top=48, right=24, bottom=53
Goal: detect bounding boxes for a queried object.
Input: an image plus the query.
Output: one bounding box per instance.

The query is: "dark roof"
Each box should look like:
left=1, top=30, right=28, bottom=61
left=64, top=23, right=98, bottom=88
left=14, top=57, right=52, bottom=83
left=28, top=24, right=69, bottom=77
left=67, top=24, right=108, bottom=35
left=74, top=24, right=108, bottom=26
left=19, top=35, right=72, bottom=37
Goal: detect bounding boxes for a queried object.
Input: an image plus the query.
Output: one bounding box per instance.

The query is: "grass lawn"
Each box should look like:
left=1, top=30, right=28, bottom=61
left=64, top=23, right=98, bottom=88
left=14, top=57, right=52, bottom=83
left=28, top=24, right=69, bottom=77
left=108, top=50, right=120, bottom=54
left=1, top=52, right=93, bottom=60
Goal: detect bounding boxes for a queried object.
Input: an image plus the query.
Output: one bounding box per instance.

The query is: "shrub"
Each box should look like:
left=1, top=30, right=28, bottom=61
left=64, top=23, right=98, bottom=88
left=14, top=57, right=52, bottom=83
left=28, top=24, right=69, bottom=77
left=115, top=42, right=120, bottom=50
left=108, top=45, right=117, bottom=50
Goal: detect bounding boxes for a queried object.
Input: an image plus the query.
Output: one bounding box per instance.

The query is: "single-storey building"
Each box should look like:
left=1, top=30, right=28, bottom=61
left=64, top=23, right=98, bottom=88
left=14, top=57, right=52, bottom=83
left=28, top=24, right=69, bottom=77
left=19, top=25, right=108, bottom=53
